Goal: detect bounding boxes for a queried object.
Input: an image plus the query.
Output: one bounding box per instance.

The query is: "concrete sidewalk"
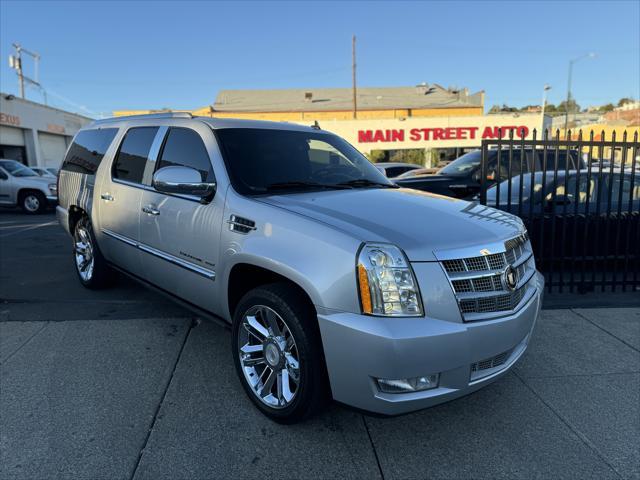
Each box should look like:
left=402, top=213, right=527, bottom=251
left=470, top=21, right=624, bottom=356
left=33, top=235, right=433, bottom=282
left=1, top=308, right=638, bottom=480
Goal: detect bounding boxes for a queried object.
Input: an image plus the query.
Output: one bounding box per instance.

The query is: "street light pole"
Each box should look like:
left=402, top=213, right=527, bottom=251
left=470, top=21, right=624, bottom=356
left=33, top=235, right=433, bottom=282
left=541, top=84, right=551, bottom=133
left=563, top=53, right=595, bottom=134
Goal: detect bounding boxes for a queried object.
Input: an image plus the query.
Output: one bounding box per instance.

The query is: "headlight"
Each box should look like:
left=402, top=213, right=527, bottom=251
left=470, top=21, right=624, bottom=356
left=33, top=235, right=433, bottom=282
left=48, top=183, right=57, bottom=194
left=357, top=243, right=423, bottom=316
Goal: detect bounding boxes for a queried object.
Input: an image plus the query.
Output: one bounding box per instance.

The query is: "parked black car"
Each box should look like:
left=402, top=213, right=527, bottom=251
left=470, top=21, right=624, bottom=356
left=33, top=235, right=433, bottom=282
left=396, top=148, right=585, bottom=199
left=486, top=170, right=640, bottom=272
left=486, top=170, right=640, bottom=214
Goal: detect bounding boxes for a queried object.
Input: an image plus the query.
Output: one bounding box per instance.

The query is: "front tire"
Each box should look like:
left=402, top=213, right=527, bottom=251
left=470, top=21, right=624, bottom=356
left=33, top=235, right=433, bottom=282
left=20, top=191, right=46, bottom=214
left=231, top=284, right=329, bottom=423
left=73, top=216, right=114, bottom=289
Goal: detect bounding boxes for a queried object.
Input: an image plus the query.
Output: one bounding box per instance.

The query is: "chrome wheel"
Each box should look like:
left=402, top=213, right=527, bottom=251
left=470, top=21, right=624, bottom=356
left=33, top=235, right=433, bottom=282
left=238, top=305, right=300, bottom=409
left=23, top=194, right=41, bottom=213
left=74, top=222, right=94, bottom=282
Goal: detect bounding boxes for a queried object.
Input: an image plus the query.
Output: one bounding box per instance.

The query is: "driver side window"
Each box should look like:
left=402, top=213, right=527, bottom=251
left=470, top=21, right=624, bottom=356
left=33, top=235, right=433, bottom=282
left=157, top=128, right=215, bottom=183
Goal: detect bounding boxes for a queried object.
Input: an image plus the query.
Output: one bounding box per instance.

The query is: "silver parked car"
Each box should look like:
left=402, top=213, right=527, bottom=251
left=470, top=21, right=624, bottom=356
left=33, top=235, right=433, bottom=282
left=0, top=159, right=58, bottom=213
left=30, top=166, right=58, bottom=179
left=56, top=113, right=543, bottom=423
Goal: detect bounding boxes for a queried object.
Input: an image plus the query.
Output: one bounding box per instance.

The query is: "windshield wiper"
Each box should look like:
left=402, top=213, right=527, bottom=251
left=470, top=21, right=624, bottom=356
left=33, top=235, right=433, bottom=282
left=336, top=179, right=399, bottom=188
left=265, top=181, right=351, bottom=192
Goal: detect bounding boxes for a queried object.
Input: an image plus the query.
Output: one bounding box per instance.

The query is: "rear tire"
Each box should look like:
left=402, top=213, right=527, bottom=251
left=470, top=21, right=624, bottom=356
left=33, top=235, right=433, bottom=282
left=73, top=216, right=114, bottom=289
left=20, top=191, right=46, bottom=214
left=231, top=283, right=329, bottom=424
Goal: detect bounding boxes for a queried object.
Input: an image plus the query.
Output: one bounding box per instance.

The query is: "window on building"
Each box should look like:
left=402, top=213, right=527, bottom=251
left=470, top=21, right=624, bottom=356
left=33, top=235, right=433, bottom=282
left=156, top=128, right=214, bottom=183
left=112, top=127, right=158, bottom=183
left=62, top=128, right=118, bottom=174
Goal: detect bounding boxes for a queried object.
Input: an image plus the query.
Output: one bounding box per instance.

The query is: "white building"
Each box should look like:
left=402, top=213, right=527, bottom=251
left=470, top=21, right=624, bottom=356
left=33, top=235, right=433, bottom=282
left=0, top=93, right=92, bottom=168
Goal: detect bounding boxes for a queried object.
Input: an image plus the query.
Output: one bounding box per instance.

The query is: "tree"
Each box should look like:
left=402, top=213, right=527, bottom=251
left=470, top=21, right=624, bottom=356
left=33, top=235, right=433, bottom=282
left=389, top=149, right=425, bottom=166
left=617, top=97, right=634, bottom=107
left=488, top=104, right=517, bottom=113
left=558, top=99, right=580, bottom=113
left=366, top=150, right=387, bottom=163
left=601, top=103, right=615, bottom=112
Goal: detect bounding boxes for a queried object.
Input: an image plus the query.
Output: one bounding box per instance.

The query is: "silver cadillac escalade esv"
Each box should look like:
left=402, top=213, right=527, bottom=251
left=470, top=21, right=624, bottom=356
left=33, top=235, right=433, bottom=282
left=57, top=113, right=543, bottom=423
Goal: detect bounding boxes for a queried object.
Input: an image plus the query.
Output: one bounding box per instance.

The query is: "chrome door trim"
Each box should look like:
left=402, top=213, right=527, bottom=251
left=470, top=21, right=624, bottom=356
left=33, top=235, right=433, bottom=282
left=112, top=178, right=154, bottom=191
left=102, top=228, right=137, bottom=247
left=101, top=228, right=215, bottom=280
left=138, top=242, right=215, bottom=280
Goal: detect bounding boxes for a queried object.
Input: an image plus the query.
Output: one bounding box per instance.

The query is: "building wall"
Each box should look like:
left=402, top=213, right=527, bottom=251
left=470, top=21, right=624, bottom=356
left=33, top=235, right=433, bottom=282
left=0, top=94, right=92, bottom=168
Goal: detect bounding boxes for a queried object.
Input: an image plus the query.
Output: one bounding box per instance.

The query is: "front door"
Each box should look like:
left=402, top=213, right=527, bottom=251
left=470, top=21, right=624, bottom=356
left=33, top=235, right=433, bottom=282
left=139, top=126, right=223, bottom=312
left=97, top=126, right=159, bottom=278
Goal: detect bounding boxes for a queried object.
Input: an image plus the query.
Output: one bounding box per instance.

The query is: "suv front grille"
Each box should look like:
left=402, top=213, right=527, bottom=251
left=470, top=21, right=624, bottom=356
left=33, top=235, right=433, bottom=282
left=440, top=232, right=536, bottom=321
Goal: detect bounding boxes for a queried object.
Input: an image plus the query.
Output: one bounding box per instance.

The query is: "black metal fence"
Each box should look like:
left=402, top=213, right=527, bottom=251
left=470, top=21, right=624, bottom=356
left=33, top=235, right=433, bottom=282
left=479, top=129, right=640, bottom=293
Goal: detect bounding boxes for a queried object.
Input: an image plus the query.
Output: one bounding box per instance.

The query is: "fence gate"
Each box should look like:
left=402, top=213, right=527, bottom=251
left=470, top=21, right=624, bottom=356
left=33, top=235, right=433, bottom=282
left=479, top=129, right=640, bottom=294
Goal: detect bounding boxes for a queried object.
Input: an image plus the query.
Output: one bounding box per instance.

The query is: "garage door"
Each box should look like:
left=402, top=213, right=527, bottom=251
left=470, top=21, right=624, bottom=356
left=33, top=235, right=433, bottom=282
left=0, top=125, right=25, bottom=146
left=38, top=132, right=68, bottom=168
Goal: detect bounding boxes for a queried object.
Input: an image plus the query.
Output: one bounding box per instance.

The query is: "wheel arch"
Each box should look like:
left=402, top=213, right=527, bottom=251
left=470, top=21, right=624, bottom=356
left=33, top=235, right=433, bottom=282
left=17, top=188, right=45, bottom=201
left=67, top=205, right=88, bottom=235
left=225, top=260, right=320, bottom=322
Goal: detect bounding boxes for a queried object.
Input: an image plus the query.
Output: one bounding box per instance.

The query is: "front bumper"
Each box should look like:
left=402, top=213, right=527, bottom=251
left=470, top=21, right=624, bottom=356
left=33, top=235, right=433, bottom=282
left=46, top=195, right=58, bottom=205
left=317, top=271, right=544, bottom=415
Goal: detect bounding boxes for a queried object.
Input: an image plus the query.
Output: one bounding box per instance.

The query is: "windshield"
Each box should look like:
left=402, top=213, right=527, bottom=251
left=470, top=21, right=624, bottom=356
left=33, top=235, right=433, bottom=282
left=0, top=160, right=38, bottom=177
left=486, top=172, right=547, bottom=204
left=215, top=128, right=394, bottom=195
left=439, top=150, right=482, bottom=176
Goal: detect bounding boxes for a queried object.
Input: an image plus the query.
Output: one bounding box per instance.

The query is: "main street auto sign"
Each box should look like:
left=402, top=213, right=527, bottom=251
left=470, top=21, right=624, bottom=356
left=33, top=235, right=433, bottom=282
left=358, top=125, right=530, bottom=143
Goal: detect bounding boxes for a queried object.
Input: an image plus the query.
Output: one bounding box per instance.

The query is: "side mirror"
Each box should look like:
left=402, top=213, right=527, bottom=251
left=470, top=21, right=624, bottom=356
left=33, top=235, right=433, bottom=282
left=152, top=166, right=216, bottom=199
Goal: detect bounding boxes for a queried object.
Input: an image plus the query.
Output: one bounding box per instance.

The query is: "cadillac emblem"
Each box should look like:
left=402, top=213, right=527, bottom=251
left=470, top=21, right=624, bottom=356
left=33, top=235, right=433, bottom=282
left=503, top=265, right=519, bottom=291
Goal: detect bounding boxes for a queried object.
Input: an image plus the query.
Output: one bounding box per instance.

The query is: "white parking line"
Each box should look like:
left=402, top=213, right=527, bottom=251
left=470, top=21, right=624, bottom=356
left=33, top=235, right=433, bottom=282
left=0, top=221, right=58, bottom=238
left=0, top=224, right=38, bottom=230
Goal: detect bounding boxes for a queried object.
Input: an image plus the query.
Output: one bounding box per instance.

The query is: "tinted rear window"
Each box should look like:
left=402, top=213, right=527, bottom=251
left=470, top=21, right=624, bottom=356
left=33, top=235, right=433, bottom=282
left=112, top=127, right=158, bottom=183
left=62, top=128, right=118, bottom=175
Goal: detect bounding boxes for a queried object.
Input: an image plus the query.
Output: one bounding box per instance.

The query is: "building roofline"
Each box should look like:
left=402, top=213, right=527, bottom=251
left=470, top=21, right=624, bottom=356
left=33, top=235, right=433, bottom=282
left=1, top=92, right=94, bottom=120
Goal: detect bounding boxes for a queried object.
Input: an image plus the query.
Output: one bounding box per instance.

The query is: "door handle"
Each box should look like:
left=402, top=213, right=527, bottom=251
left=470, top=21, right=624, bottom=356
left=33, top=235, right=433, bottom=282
left=142, top=205, right=160, bottom=216
left=101, top=193, right=114, bottom=201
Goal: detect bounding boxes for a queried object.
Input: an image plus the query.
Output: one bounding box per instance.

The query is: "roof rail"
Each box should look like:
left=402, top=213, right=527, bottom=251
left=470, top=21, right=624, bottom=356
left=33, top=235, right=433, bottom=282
left=92, top=112, right=193, bottom=124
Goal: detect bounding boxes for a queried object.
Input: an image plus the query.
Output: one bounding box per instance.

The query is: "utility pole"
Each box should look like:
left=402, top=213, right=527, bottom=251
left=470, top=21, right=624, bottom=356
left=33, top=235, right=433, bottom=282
left=9, top=44, right=25, bottom=98
left=352, top=35, right=357, bottom=120
left=9, top=43, right=42, bottom=101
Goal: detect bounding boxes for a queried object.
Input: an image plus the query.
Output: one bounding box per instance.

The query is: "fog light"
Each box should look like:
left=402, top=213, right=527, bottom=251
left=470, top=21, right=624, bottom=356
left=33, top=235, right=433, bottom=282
left=376, top=374, right=439, bottom=393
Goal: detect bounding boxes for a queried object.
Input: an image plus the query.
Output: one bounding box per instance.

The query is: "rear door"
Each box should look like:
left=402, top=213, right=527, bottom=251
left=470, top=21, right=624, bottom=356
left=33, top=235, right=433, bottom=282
left=138, top=125, right=223, bottom=311
left=97, top=126, right=159, bottom=277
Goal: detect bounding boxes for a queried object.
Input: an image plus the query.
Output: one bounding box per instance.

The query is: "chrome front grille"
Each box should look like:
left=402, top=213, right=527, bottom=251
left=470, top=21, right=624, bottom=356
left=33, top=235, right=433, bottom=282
left=440, top=232, right=536, bottom=321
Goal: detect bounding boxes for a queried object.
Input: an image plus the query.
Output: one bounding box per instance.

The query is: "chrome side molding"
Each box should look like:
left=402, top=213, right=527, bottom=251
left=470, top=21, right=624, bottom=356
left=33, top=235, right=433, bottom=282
left=101, top=228, right=215, bottom=280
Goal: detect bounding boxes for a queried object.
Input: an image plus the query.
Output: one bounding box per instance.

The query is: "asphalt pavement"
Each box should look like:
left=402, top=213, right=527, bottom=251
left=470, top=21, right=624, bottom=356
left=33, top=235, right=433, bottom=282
left=1, top=209, right=639, bottom=480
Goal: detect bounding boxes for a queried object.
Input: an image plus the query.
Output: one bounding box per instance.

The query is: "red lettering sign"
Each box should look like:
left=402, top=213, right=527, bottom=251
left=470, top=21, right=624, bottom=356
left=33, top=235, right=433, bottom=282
left=357, top=125, right=529, bottom=143
left=0, top=112, right=21, bottom=126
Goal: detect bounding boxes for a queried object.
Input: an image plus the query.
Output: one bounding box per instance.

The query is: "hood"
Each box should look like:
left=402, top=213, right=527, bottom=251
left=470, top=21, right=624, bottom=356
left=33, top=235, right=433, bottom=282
left=258, top=188, right=524, bottom=261
left=14, top=175, right=55, bottom=189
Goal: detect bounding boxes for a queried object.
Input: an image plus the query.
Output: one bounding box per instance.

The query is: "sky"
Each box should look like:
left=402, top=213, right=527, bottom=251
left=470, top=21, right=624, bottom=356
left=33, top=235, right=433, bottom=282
left=0, top=0, right=638, bottom=118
